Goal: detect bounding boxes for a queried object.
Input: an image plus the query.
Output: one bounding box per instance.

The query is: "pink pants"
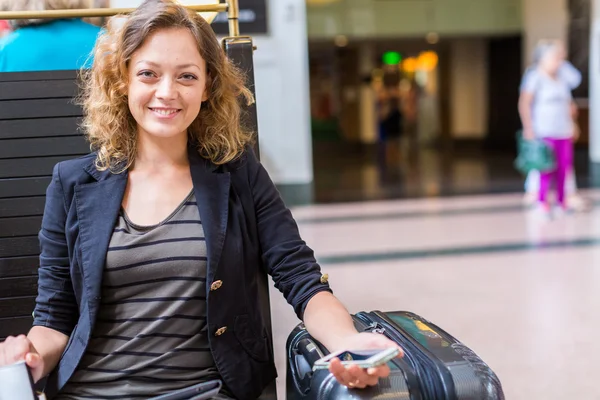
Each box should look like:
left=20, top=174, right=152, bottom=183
left=539, top=138, right=573, bottom=207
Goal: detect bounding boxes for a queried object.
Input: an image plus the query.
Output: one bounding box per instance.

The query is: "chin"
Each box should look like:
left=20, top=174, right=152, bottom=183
left=141, top=125, right=188, bottom=140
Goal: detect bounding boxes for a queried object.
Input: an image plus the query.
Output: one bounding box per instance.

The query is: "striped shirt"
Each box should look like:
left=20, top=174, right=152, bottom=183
left=57, top=190, right=224, bottom=399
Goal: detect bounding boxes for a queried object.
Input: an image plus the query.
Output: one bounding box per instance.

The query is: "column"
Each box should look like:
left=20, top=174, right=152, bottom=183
left=590, top=0, right=600, bottom=162
left=358, top=43, right=377, bottom=144
left=253, top=0, right=314, bottom=187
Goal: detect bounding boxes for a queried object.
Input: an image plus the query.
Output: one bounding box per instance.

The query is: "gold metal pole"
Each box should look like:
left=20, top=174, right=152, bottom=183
left=227, top=0, right=240, bottom=37
left=0, top=4, right=228, bottom=20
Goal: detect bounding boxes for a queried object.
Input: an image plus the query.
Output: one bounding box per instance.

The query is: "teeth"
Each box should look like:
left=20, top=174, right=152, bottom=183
left=152, top=109, right=178, bottom=115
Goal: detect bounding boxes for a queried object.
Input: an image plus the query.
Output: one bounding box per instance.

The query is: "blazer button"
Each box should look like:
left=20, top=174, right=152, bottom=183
left=210, top=280, right=223, bottom=291
left=215, top=326, right=228, bottom=336
left=320, top=273, right=329, bottom=284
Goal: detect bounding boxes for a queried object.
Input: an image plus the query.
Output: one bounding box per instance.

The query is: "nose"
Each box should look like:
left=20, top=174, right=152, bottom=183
left=155, top=77, right=177, bottom=101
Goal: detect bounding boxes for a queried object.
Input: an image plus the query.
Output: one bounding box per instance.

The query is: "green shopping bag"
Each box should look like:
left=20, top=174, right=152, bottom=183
left=514, top=131, right=556, bottom=175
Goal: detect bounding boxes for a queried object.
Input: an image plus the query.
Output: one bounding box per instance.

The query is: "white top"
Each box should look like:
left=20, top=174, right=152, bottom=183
left=520, top=62, right=581, bottom=139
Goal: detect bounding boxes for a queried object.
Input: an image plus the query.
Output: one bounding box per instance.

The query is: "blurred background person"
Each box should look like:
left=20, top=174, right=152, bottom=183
left=0, top=0, right=101, bottom=72
left=376, top=82, right=404, bottom=170
left=401, top=79, right=420, bottom=162
left=518, top=39, right=582, bottom=216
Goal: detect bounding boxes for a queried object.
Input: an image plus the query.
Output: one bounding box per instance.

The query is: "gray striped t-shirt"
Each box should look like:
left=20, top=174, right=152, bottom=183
left=57, top=190, right=228, bottom=399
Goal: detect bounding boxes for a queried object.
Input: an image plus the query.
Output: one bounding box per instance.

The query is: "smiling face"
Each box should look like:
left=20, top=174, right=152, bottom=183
left=127, top=27, right=208, bottom=143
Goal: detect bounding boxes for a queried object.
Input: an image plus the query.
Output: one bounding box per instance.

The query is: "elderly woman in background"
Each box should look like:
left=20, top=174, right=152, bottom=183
left=0, top=0, right=101, bottom=72
left=519, top=39, right=584, bottom=216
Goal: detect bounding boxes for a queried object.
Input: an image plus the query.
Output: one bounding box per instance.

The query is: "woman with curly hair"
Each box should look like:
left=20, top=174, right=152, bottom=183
left=0, top=0, right=101, bottom=72
left=0, top=1, right=400, bottom=399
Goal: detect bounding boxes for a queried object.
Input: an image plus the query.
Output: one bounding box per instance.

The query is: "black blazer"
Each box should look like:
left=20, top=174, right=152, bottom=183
left=33, top=147, right=332, bottom=399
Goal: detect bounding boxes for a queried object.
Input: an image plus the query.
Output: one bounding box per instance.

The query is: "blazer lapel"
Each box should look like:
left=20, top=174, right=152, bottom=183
left=188, top=150, right=230, bottom=286
left=75, top=162, right=127, bottom=321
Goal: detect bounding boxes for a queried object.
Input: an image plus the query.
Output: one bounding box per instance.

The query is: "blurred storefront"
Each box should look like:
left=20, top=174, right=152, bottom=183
left=305, top=0, right=592, bottom=151
left=305, top=0, right=525, bottom=153
left=303, top=0, right=600, bottom=203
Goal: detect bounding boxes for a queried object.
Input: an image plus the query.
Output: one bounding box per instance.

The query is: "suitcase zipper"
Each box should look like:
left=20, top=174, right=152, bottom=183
left=366, top=321, right=386, bottom=335
left=358, top=317, right=422, bottom=375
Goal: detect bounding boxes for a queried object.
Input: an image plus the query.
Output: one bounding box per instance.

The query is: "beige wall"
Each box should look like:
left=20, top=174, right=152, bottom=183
left=521, top=0, right=568, bottom=68
left=450, top=39, right=489, bottom=139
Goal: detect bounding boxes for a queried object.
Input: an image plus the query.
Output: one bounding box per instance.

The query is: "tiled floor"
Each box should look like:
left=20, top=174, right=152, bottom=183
left=267, top=189, right=600, bottom=399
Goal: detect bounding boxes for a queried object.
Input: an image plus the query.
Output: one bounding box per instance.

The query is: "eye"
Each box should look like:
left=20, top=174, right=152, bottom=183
left=180, top=73, right=198, bottom=81
left=137, top=70, right=156, bottom=79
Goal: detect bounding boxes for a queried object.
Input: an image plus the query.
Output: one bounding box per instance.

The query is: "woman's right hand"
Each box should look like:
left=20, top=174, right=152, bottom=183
left=0, top=335, right=45, bottom=382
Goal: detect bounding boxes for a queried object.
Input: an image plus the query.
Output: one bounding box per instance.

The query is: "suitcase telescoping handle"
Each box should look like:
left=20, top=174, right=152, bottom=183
left=291, top=337, right=326, bottom=395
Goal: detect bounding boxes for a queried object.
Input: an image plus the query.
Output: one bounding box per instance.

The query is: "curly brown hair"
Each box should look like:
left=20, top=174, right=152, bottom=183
left=79, top=0, right=254, bottom=172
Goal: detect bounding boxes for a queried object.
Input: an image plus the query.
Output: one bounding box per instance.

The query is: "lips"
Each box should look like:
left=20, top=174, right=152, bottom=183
left=149, top=107, right=181, bottom=116
left=147, top=107, right=183, bottom=121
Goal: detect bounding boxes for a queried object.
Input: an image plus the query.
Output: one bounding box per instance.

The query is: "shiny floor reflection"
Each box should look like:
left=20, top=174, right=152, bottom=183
left=311, top=142, right=594, bottom=204
left=268, top=190, right=600, bottom=399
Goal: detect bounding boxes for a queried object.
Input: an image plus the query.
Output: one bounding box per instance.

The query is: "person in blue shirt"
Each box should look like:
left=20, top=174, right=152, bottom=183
left=0, top=0, right=101, bottom=72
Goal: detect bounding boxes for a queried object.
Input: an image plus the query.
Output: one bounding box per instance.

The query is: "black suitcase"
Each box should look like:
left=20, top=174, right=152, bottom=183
left=286, top=310, right=504, bottom=400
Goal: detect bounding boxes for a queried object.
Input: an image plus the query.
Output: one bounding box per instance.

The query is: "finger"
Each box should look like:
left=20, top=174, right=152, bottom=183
left=356, top=366, right=380, bottom=387
left=363, top=374, right=380, bottom=387
left=367, top=364, right=391, bottom=378
left=329, top=358, right=353, bottom=386
left=379, top=339, right=404, bottom=358
left=370, top=335, right=404, bottom=358
left=0, top=336, right=13, bottom=365
left=25, top=352, right=42, bottom=369
left=8, top=336, right=30, bottom=364
left=346, top=365, right=370, bottom=389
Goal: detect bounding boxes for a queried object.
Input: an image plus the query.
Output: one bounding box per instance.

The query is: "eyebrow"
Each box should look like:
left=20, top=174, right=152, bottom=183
left=136, top=60, right=202, bottom=70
